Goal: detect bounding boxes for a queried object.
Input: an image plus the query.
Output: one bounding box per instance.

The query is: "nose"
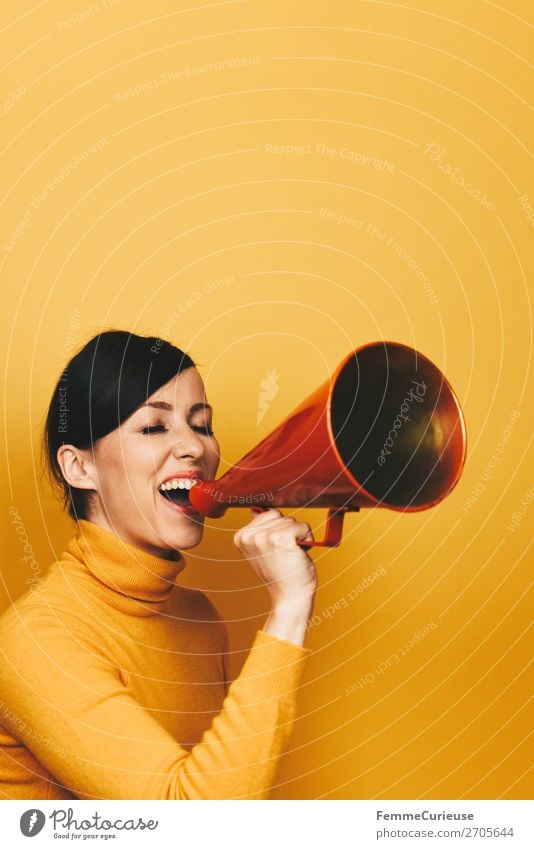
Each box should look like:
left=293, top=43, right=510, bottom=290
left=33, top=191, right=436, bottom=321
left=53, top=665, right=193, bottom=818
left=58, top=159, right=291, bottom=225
left=170, top=426, right=205, bottom=461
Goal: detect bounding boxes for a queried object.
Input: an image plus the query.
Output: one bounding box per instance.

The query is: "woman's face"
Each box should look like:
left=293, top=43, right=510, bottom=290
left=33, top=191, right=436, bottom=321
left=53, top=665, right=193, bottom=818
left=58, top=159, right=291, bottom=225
left=83, top=368, right=220, bottom=557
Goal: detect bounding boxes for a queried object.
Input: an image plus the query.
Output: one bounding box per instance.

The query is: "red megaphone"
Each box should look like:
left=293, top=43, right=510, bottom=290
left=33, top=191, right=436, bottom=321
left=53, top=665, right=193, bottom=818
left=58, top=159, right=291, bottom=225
left=189, top=341, right=467, bottom=548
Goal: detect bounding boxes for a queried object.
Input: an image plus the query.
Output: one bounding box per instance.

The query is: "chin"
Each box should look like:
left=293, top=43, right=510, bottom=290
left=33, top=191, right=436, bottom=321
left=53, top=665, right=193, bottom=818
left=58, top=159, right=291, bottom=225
left=158, top=517, right=205, bottom=550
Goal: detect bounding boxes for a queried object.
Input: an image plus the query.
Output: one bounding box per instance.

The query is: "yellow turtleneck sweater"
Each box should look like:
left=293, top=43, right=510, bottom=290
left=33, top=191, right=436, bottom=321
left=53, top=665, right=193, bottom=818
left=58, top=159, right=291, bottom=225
left=0, top=520, right=311, bottom=800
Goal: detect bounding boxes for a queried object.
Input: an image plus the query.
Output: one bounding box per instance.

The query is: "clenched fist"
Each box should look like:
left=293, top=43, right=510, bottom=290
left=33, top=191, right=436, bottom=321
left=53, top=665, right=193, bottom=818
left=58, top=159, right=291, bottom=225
left=233, top=509, right=318, bottom=646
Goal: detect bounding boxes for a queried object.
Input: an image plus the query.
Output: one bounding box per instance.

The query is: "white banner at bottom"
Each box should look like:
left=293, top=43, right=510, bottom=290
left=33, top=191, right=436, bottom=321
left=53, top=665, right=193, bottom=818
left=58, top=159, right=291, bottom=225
left=1, top=799, right=531, bottom=848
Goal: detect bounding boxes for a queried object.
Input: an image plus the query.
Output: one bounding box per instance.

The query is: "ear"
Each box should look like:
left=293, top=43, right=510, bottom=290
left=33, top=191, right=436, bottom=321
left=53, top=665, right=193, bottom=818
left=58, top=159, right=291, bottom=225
left=56, top=444, right=98, bottom=492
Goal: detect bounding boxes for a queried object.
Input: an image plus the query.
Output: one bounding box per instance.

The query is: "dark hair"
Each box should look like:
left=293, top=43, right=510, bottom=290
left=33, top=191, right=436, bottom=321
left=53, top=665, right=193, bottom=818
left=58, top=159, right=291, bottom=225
left=43, top=330, right=196, bottom=521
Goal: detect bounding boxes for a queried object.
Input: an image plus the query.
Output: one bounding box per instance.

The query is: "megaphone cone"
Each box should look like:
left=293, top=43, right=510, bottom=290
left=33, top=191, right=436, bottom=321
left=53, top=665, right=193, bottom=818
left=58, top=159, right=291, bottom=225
left=189, top=341, right=467, bottom=547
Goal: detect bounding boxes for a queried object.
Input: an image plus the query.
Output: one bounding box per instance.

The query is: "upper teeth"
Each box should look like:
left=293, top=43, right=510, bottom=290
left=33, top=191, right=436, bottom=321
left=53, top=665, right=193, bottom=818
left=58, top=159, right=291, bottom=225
left=159, top=478, right=198, bottom=491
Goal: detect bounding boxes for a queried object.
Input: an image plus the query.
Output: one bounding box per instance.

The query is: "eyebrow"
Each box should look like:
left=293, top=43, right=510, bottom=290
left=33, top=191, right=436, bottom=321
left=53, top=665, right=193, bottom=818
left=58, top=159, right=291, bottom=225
left=142, top=401, right=213, bottom=413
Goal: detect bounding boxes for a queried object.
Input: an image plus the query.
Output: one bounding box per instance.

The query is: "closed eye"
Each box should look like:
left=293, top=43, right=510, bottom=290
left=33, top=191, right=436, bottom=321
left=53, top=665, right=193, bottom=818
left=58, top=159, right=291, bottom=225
left=141, top=424, right=214, bottom=436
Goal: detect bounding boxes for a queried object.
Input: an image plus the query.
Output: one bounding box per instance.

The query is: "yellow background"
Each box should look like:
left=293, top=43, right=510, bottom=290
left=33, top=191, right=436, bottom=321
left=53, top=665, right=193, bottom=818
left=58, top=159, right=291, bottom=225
left=1, top=0, right=532, bottom=799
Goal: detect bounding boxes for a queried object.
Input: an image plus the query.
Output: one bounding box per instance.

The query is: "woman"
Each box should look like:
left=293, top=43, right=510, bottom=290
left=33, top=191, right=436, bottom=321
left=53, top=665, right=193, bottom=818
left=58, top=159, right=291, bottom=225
left=0, top=330, right=317, bottom=800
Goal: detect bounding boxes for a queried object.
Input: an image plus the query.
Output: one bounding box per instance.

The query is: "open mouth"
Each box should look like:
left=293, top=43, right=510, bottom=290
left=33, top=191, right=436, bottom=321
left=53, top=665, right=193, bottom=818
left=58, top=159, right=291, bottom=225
left=159, top=488, right=193, bottom=507
left=158, top=478, right=201, bottom=512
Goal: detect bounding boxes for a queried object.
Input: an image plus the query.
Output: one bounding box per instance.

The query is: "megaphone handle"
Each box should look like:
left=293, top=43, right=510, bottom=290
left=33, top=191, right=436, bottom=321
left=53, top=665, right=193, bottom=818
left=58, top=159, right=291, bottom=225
left=249, top=506, right=358, bottom=548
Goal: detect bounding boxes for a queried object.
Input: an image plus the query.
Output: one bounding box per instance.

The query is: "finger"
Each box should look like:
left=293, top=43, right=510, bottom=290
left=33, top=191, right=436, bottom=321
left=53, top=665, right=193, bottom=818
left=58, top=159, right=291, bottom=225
left=234, top=508, right=284, bottom=547
left=247, top=507, right=283, bottom=524
left=270, top=522, right=314, bottom=547
left=297, top=529, right=314, bottom=544
left=294, top=522, right=314, bottom=544
left=253, top=515, right=313, bottom=538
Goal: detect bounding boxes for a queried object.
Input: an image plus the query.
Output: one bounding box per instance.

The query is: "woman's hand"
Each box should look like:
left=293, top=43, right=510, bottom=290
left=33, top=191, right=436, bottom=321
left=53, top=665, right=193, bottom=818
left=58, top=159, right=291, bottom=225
left=233, top=509, right=318, bottom=646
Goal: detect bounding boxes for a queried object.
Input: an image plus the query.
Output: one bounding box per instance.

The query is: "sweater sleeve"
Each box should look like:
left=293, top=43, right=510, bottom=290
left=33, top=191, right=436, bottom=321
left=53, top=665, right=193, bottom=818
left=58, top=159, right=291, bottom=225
left=0, top=608, right=310, bottom=800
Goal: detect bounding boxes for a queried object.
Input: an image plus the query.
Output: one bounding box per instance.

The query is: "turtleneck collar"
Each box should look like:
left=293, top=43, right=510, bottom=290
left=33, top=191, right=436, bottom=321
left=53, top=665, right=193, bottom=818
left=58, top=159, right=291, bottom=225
left=62, top=520, right=186, bottom=612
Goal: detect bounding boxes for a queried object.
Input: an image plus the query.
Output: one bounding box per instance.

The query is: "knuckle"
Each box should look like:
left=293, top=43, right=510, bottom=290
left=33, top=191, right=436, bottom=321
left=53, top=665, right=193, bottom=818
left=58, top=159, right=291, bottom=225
left=238, top=530, right=254, bottom=547
left=254, top=530, right=270, bottom=547
left=272, top=517, right=294, bottom=528
left=270, top=529, right=292, bottom=546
